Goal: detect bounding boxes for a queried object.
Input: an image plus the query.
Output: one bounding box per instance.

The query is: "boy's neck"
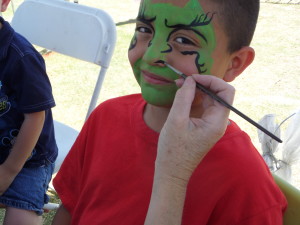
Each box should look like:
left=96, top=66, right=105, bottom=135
left=143, top=102, right=206, bottom=133
left=143, top=104, right=170, bottom=133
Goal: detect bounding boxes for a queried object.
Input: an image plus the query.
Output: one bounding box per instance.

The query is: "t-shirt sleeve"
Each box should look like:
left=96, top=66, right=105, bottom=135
left=234, top=205, right=285, bottom=225
left=9, top=52, right=55, bottom=113
left=198, top=131, right=288, bottom=225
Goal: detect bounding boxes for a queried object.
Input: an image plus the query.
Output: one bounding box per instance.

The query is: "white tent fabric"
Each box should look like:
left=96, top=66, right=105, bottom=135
left=258, top=109, right=300, bottom=182
left=258, top=114, right=281, bottom=171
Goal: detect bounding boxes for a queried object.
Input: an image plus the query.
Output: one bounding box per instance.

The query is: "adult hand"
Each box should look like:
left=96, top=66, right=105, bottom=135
left=156, top=75, right=235, bottom=185
left=145, top=75, right=235, bottom=225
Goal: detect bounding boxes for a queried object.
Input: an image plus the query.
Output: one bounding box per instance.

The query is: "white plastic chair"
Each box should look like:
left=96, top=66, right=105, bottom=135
left=11, top=0, right=117, bottom=210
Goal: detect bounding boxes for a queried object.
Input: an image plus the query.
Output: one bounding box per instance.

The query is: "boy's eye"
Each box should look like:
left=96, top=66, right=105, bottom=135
left=136, top=26, right=152, bottom=34
left=175, top=37, right=196, bottom=46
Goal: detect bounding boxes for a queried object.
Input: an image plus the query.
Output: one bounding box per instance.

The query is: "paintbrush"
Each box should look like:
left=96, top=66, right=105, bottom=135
left=164, top=62, right=282, bottom=143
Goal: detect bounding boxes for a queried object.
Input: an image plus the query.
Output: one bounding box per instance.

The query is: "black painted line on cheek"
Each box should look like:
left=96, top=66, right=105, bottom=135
left=161, top=44, right=173, bottom=53
left=181, top=51, right=207, bottom=74
left=129, top=35, right=137, bottom=51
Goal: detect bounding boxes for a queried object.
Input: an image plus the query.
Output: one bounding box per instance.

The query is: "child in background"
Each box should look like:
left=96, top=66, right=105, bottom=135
left=53, top=0, right=287, bottom=224
left=0, top=0, right=57, bottom=224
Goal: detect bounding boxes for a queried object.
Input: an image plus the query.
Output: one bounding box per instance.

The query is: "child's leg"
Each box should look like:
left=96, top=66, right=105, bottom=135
left=3, top=207, right=42, bottom=225
left=0, top=163, right=54, bottom=220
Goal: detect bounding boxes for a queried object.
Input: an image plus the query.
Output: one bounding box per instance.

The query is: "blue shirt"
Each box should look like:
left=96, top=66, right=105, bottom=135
left=0, top=17, right=58, bottom=167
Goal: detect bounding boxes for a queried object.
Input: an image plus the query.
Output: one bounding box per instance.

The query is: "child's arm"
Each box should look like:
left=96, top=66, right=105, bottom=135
left=51, top=204, right=71, bottom=225
left=144, top=75, right=235, bottom=225
left=0, top=111, right=45, bottom=195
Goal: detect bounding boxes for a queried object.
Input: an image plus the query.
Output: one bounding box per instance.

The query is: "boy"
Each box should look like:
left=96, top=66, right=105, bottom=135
left=0, top=0, right=57, bottom=224
left=53, top=0, right=287, bottom=224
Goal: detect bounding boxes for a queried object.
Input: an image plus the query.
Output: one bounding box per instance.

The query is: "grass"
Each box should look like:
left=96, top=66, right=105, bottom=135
left=1, top=0, right=300, bottom=224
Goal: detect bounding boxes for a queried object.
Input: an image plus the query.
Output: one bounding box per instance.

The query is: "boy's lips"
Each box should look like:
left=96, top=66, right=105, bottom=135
left=142, top=70, right=174, bottom=85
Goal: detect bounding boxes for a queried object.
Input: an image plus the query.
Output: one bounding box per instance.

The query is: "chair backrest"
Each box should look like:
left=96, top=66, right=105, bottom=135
left=11, top=0, right=117, bottom=118
left=273, top=174, right=300, bottom=225
left=10, top=0, right=117, bottom=176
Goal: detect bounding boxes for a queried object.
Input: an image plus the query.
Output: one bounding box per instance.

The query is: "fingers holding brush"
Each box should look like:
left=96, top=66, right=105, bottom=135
left=165, top=62, right=281, bottom=142
left=192, top=74, right=235, bottom=105
left=191, top=74, right=235, bottom=127
left=157, top=75, right=235, bottom=183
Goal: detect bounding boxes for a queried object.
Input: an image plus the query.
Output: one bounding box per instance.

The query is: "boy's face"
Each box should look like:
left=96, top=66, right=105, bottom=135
left=128, top=0, right=231, bottom=107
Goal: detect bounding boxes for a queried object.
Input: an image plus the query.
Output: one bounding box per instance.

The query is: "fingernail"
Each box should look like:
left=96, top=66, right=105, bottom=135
left=174, top=78, right=184, bottom=87
left=191, top=74, right=200, bottom=78
left=185, top=76, right=194, bottom=84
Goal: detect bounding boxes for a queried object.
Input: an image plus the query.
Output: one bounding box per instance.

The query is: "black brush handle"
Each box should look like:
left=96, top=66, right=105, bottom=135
left=171, top=66, right=282, bottom=143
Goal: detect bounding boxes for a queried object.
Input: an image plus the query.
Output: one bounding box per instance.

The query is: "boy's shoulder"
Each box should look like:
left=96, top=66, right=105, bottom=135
left=99, top=94, right=143, bottom=108
left=91, top=94, right=144, bottom=118
left=0, top=17, right=39, bottom=62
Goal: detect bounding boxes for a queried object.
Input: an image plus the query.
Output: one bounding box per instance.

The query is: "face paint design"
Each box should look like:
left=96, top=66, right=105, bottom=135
left=128, top=0, right=216, bottom=107
left=165, top=13, right=215, bottom=73
left=129, top=33, right=137, bottom=51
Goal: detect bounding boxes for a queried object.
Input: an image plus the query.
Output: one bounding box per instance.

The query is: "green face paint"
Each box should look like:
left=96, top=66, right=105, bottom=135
left=132, top=58, right=179, bottom=107
left=129, top=0, right=216, bottom=107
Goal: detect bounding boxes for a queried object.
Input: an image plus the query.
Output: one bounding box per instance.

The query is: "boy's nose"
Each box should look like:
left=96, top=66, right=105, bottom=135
left=142, top=36, right=170, bottom=65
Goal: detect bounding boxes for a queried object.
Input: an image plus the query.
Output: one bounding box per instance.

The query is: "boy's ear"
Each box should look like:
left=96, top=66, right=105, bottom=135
left=1, top=0, right=11, bottom=12
left=223, top=46, right=255, bottom=82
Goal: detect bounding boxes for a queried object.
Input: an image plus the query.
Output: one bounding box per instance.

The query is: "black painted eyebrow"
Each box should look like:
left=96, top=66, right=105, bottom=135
left=165, top=13, right=215, bottom=43
left=166, top=12, right=215, bottom=28
left=167, top=24, right=208, bottom=43
left=136, top=13, right=156, bottom=31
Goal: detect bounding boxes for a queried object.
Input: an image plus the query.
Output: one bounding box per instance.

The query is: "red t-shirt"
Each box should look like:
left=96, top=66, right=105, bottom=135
left=53, top=94, right=287, bottom=225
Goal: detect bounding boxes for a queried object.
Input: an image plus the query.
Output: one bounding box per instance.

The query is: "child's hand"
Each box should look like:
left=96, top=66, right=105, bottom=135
left=0, top=165, right=17, bottom=195
left=156, top=75, right=235, bottom=186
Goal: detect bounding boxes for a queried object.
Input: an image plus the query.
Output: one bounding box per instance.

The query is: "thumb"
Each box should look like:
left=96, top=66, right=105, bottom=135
left=169, top=76, right=196, bottom=121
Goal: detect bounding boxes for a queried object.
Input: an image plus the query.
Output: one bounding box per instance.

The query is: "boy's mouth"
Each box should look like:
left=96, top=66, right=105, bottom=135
left=142, top=70, right=174, bottom=85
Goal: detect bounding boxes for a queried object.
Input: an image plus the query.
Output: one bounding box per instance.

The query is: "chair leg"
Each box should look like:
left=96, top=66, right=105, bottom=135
left=44, top=203, right=60, bottom=211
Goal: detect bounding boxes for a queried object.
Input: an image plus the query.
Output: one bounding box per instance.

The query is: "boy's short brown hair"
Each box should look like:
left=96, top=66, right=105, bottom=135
left=211, top=0, right=260, bottom=53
